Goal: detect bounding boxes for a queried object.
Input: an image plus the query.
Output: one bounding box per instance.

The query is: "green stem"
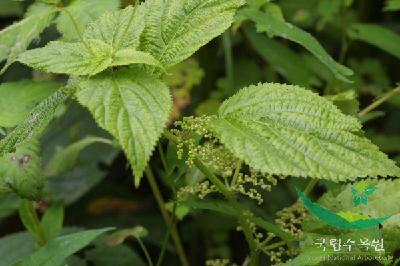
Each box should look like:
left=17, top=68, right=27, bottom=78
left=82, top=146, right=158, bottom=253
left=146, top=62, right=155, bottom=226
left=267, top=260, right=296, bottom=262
left=19, top=200, right=47, bottom=246
left=222, top=30, right=234, bottom=95
left=158, top=142, right=168, bottom=171
left=358, top=86, right=400, bottom=116
left=156, top=202, right=176, bottom=266
left=193, top=158, right=259, bottom=266
left=60, top=8, right=94, bottom=55
left=136, top=237, right=154, bottom=266
left=230, top=160, right=242, bottom=187
left=263, top=240, right=286, bottom=251
left=144, top=167, right=189, bottom=266
left=304, top=178, right=319, bottom=196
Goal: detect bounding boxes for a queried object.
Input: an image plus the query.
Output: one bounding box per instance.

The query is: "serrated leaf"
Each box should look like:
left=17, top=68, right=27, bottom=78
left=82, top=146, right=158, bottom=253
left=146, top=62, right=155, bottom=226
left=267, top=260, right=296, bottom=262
left=76, top=69, right=172, bottom=186
left=0, top=89, right=69, bottom=157
left=14, top=228, right=112, bottom=266
left=141, top=0, right=245, bottom=68
left=241, top=9, right=353, bottom=82
left=348, top=23, right=400, bottom=60
left=84, top=5, right=144, bottom=51
left=18, top=40, right=160, bottom=76
left=0, top=2, right=57, bottom=73
left=45, top=136, right=113, bottom=176
left=0, top=81, right=59, bottom=128
left=0, top=142, right=43, bottom=199
left=56, top=0, right=120, bottom=41
left=210, top=83, right=400, bottom=181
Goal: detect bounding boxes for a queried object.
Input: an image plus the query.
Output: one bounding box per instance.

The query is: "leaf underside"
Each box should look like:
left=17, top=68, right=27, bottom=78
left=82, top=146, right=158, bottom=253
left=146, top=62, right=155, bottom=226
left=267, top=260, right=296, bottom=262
left=211, top=83, right=400, bottom=181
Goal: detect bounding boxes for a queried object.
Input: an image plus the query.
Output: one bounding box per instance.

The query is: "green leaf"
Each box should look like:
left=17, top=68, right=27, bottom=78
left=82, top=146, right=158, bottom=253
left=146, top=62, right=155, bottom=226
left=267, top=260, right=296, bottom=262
left=348, top=23, right=400, bottom=60
left=141, top=0, right=245, bottom=68
left=19, top=34, right=161, bottom=75
left=242, top=9, right=353, bottom=82
left=0, top=142, right=43, bottom=199
left=384, top=0, right=400, bottom=11
left=210, top=83, right=400, bottom=181
left=76, top=69, right=172, bottom=186
left=0, top=232, right=35, bottom=266
left=0, top=81, right=59, bottom=128
left=56, top=0, right=120, bottom=41
left=45, top=136, right=113, bottom=176
left=40, top=203, right=64, bottom=241
left=0, top=2, right=57, bottom=73
left=84, top=5, right=144, bottom=50
left=0, top=194, right=19, bottom=221
left=0, top=89, right=69, bottom=157
left=14, top=228, right=112, bottom=266
left=244, top=27, right=319, bottom=88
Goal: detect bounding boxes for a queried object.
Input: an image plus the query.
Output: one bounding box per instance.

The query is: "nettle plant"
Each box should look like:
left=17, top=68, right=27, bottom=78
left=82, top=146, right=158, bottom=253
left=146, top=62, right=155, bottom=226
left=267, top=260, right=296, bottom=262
left=0, top=0, right=399, bottom=265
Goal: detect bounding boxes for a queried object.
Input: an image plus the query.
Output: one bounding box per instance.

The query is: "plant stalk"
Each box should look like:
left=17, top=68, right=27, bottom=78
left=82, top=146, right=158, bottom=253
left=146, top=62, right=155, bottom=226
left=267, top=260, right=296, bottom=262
left=144, top=167, right=189, bottom=266
left=358, top=86, right=400, bottom=116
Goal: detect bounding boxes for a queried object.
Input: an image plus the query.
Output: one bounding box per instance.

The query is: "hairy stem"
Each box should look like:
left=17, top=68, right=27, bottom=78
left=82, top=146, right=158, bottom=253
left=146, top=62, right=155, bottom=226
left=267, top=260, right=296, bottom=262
left=144, top=167, right=189, bottom=266
left=358, top=86, right=400, bottom=116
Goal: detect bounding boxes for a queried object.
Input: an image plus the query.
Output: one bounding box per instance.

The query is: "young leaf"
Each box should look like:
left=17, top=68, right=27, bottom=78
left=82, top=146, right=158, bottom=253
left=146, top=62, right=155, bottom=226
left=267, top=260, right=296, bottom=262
left=56, top=0, right=120, bottom=41
left=0, top=89, right=69, bottom=156
left=19, top=41, right=161, bottom=75
left=40, top=203, right=64, bottom=241
left=210, top=83, right=400, bottom=181
left=348, top=23, right=400, bottom=60
left=75, top=69, right=172, bottom=186
left=141, top=0, right=245, bottom=68
left=0, top=142, right=43, bottom=199
left=0, top=2, right=57, bottom=73
left=14, top=228, right=112, bottom=266
left=0, top=81, right=59, bottom=128
left=84, top=5, right=144, bottom=50
left=241, top=9, right=353, bottom=82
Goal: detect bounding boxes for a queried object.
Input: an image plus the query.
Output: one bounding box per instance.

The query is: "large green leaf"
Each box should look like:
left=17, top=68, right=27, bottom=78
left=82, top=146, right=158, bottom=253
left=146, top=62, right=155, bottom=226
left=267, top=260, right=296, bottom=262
left=0, top=81, right=59, bottom=128
left=141, top=0, right=245, bottom=68
left=348, top=23, right=400, bottom=60
left=241, top=9, right=353, bottom=82
left=18, top=40, right=160, bottom=76
left=0, top=89, right=69, bottom=156
left=0, top=2, right=57, bottom=73
left=0, top=142, right=43, bottom=199
left=76, top=69, right=172, bottom=186
left=85, top=244, right=145, bottom=266
left=56, top=0, right=120, bottom=41
left=14, top=228, right=112, bottom=266
left=210, top=83, right=400, bottom=181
